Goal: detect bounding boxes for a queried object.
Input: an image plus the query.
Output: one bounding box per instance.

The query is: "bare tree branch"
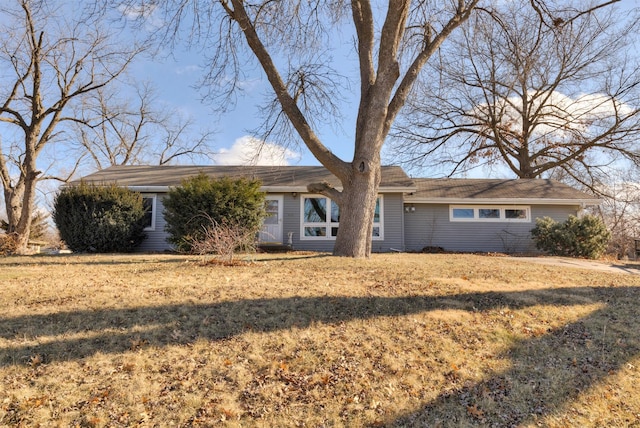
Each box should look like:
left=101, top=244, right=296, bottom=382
left=0, top=0, right=143, bottom=253
left=71, top=81, right=215, bottom=168
left=391, top=0, right=638, bottom=193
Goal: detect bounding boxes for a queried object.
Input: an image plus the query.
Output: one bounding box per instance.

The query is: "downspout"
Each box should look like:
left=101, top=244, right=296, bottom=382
left=400, top=194, right=406, bottom=251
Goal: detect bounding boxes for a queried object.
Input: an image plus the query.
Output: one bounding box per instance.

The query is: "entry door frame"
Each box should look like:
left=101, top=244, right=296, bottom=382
left=260, top=195, right=284, bottom=243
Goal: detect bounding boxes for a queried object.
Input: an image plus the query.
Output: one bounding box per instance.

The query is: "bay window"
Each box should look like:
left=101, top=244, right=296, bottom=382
left=301, top=195, right=383, bottom=240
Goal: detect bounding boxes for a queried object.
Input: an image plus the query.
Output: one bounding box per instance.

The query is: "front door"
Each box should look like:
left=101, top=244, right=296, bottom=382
left=259, top=196, right=283, bottom=243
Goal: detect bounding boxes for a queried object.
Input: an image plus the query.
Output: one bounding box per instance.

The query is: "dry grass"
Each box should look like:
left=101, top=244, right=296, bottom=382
left=1, top=252, right=639, bottom=427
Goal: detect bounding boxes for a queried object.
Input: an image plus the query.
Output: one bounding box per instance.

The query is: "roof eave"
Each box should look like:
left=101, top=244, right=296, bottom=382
left=126, top=185, right=418, bottom=194
left=405, top=197, right=601, bottom=205
left=126, top=186, right=171, bottom=193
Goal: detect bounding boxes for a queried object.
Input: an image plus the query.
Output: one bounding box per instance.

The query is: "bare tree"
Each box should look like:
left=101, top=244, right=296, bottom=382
left=73, top=82, right=216, bottom=168
left=390, top=0, right=639, bottom=190
left=588, top=169, right=640, bottom=259
left=120, top=0, right=622, bottom=258
left=598, top=186, right=640, bottom=259
left=0, top=0, right=143, bottom=253
left=119, top=0, right=485, bottom=258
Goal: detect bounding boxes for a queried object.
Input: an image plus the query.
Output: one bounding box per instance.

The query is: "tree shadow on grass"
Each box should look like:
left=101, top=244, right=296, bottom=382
left=0, top=254, right=193, bottom=268
left=253, top=252, right=333, bottom=262
left=1, top=286, right=639, bottom=425
left=613, top=263, right=640, bottom=275
left=389, top=286, right=640, bottom=427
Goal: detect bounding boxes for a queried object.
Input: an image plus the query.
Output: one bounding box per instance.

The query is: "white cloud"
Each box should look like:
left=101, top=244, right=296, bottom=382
left=216, top=75, right=262, bottom=92
left=236, top=78, right=261, bottom=91
left=212, top=136, right=301, bottom=166
left=175, top=65, right=200, bottom=75
left=118, top=3, right=154, bottom=19
left=118, top=4, right=164, bottom=29
left=475, top=89, right=633, bottom=140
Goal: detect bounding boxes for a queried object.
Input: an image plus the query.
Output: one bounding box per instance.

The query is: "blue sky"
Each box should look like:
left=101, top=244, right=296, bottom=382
left=60, top=0, right=640, bottom=177
left=125, top=0, right=640, bottom=180
left=130, top=44, right=356, bottom=168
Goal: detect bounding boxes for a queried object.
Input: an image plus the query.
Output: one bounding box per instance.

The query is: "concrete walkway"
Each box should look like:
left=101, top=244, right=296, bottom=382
left=509, top=256, right=640, bottom=275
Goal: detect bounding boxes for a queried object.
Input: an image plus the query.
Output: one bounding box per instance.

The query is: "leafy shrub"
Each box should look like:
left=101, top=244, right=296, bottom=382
left=531, top=215, right=611, bottom=259
left=163, top=174, right=266, bottom=253
left=53, top=182, right=147, bottom=253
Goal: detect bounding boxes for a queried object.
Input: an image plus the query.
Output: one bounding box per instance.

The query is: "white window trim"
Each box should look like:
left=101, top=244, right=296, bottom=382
left=449, top=205, right=530, bottom=223
left=142, top=194, right=157, bottom=231
left=300, top=194, right=384, bottom=240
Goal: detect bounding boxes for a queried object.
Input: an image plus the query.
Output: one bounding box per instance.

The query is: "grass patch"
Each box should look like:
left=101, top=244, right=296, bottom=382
left=1, top=253, right=639, bottom=426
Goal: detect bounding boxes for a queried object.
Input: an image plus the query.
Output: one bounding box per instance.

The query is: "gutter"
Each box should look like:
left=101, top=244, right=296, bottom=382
left=404, top=197, right=601, bottom=206
left=125, top=185, right=418, bottom=194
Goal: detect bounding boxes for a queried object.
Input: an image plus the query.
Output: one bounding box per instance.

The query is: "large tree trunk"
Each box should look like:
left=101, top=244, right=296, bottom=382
left=3, top=187, right=22, bottom=235
left=220, top=0, right=479, bottom=257
left=14, top=176, right=37, bottom=254
left=7, top=129, right=41, bottom=254
left=2, top=155, right=39, bottom=254
left=332, top=161, right=381, bottom=258
left=3, top=178, right=37, bottom=254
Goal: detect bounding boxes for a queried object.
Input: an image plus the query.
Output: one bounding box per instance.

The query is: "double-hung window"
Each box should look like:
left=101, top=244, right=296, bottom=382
left=141, top=195, right=157, bottom=230
left=450, top=205, right=530, bottom=222
left=301, top=195, right=383, bottom=240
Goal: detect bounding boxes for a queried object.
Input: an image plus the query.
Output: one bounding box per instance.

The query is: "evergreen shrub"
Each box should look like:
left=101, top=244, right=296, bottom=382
left=53, top=182, right=147, bottom=253
left=531, top=215, right=611, bottom=259
left=163, top=174, right=266, bottom=253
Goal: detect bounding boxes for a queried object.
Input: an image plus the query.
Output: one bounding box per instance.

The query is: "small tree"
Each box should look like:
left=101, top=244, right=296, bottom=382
left=163, top=174, right=266, bottom=253
left=53, top=183, right=147, bottom=253
left=531, top=215, right=611, bottom=259
left=189, top=216, right=259, bottom=263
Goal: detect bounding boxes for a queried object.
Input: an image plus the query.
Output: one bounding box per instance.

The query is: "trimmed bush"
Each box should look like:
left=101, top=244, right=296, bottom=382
left=531, top=215, right=611, bottom=259
left=53, top=182, right=147, bottom=253
left=163, top=174, right=266, bottom=253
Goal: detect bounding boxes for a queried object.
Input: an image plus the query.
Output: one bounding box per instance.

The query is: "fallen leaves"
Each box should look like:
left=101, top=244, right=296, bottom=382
left=2, top=253, right=640, bottom=426
left=467, top=403, right=485, bottom=420
left=129, top=337, right=148, bottom=351
left=20, top=395, right=49, bottom=410
left=27, top=354, right=43, bottom=368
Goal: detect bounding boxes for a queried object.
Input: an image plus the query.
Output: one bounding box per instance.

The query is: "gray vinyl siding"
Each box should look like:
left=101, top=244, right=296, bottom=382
left=287, top=193, right=405, bottom=253
left=373, top=193, right=404, bottom=252
left=404, top=203, right=581, bottom=253
left=134, top=192, right=405, bottom=253
left=133, top=194, right=582, bottom=254
left=284, top=192, right=333, bottom=253
left=136, top=194, right=172, bottom=252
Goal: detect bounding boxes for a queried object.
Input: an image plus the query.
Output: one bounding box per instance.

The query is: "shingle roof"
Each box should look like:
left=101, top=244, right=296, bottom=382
left=75, top=166, right=599, bottom=204
left=405, top=178, right=599, bottom=204
left=74, top=165, right=416, bottom=192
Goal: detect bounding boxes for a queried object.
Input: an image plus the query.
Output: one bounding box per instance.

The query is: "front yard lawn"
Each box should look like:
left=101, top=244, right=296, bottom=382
left=1, top=253, right=639, bottom=427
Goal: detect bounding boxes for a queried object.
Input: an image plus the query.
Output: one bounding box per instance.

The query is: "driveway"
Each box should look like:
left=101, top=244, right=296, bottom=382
left=508, top=256, right=640, bottom=275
